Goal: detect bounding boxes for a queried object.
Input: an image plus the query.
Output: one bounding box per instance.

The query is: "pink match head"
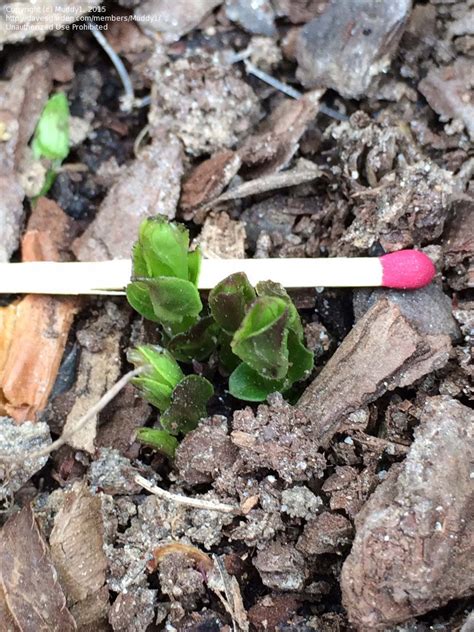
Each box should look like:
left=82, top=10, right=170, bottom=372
left=380, top=250, right=436, bottom=290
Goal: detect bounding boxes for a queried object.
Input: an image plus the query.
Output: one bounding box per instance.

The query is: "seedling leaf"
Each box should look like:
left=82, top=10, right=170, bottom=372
left=209, top=272, right=256, bottom=334
left=286, top=329, right=314, bottom=385
left=256, top=280, right=304, bottom=340
left=126, top=281, right=160, bottom=322
left=143, top=277, right=202, bottom=332
left=168, top=316, right=219, bottom=363
left=128, top=345, right=184, bottom=409
left=136, top=428, right=178, bottom=459
left=231, top=296, right=289, bottom=380
left=160, top=375, right=214, bottom=435
left=137, top=216, right=191, bottom=280
left=228, top=362, right=284, bottom=402
left=32, top=92, right=70, bottom=161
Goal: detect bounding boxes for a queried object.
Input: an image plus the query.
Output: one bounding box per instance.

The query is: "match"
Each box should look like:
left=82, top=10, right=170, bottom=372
left=0, top=250, right=435, bottom=295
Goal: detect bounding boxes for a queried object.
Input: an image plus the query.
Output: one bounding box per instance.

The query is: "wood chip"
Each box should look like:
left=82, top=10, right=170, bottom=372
left=0, top=505, right=76, bottom=631
left=0, top=199, right=78, bottom=422
left=180, top=150, right=242, bottom=215
left=341, top=396, right=474, bottom=629
left=62, top=303, right=129, bottom=453
left=50, top=483, right=108, bottom=626
left=204, top=158, right=321, bottom=209
left=297, top=297, right=453, bottom=446
left=238, top=94, right=319, bottom=177
left=72, top=136, right=183, bottom=261
left=197, top=212, right=246, bottom=259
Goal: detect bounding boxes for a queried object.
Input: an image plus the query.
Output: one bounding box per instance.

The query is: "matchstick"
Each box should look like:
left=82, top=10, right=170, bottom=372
left=0, top=250, right=435, bottom=295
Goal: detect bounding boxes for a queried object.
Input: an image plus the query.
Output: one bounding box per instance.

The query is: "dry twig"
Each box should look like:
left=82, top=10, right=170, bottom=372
left=0, top=368, right=143, bottom=463
left=134, top=474, right=238, bottom=514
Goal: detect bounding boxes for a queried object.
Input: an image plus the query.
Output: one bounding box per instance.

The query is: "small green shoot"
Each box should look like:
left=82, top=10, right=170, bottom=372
left=127, top=217, right=202, bottom=336
left=32, top=92, right=70, bottom=161
left=31, top=92, right=70, bottom=197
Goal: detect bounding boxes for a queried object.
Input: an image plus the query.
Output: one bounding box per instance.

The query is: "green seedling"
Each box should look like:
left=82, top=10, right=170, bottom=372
left=128, top=344, right=214, bottom=457
left=31, top=92, right=70, bottom=197
left=127, top=217, right=202, bottom=336
left=126, top=217, right=314, bottom=457
left=32, top=92, right=70, bottom=161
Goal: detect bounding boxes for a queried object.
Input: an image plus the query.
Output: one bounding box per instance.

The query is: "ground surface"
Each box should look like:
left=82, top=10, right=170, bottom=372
left=0, top=1, right=473, bottom=631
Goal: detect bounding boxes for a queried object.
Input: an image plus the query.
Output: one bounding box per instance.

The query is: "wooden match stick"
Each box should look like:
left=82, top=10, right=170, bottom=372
left=0, top=250, right=435, bottom=295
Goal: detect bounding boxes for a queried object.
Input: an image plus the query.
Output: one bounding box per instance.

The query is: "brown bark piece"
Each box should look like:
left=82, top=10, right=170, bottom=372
left=180, top=150, right=241, bottom=213
left=198, top=212, right=246, bottom=259
left=72, top=136, right=183, bottom=261
left=204, top=158, right=321, bottom=209
left=0, top=505, right=76, bottom=631
left=0, top=50, right=53, bottom=261
left=62, top=303, right=130, bottom=453
left=0, top=199, right=77, bottom=422
left=50, top=483, right=108, bottom=626
left=238, top=95, right=319, bottom=177
left=297, top=298, right=452, bottom=446
left=341, top=396, right=474, bottom=630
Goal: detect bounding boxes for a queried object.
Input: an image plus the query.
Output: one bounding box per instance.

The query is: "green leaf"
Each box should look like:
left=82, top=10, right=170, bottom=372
left=286, top=330, right=314, bottom=385
left=187, top=248, right=201, bottom=286
left=218, top=330, right=240, bottom=373
left=256, top=280, right=304, bottom=340
left=32, top=92, right=70, bottom=161
left=231, top=296, right=289, bottom=381
left=126, top=281, right=160, bottom=322
left=160, top=375, right=214, bottom=435
left=137, top=217, right=190, bottom=280
left=168, top=316, right=219, bottom=363
left=128, top=345, right=184, bottom=409
left=209, top=272, right=256, bottom=334
left=136, top=428, right=178, bottom=459
left=228, top=362, right=284, bottom=402
left=143, top=277, right=202, bottom=332
left=131, top=375, right=174, bottom=410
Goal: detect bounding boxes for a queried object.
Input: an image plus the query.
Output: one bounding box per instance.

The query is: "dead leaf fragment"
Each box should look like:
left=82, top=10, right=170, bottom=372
left=50, top=483, right=108, bottom=626
left=0, top=505, right=76, bottom=631
left=62, top=303, right=129, bottom=453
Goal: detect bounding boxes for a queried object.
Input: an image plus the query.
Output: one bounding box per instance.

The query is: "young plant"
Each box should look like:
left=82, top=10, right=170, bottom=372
left=210, top=277, right=314, bottom=401
left=126, top=216, right=314, bottom=456
left=128, top=344, right=213, bottom=458
left=31, top=92, right=70, bottom=197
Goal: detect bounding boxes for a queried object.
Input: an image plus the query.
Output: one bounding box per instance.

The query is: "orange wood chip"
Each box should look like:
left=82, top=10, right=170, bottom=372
left=0, top=198, right=78, bottom=422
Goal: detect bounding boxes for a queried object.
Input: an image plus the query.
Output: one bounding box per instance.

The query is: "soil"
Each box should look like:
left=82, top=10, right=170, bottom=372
left=0, top=2, right=473, bottom=632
